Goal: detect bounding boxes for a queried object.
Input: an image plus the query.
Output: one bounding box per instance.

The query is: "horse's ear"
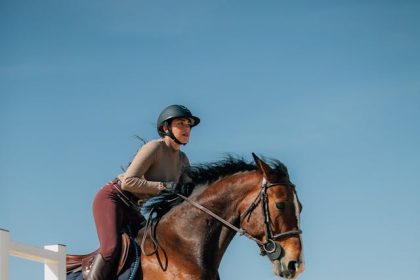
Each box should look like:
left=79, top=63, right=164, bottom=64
left=252, top=152, right=260, bottom=165
left=252, top=153, right=271, bottom=178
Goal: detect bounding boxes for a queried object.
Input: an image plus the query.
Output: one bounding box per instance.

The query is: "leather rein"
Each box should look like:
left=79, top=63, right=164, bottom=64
left=176, top=178, right=302, bottom=261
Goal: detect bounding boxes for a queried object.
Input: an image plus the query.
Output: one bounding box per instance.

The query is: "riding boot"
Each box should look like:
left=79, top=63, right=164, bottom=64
left=84, top=253, right=116, bottom=280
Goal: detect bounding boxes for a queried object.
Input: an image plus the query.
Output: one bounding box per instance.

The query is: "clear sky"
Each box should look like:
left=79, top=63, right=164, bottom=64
left=1, top=0, right=420, bottom=279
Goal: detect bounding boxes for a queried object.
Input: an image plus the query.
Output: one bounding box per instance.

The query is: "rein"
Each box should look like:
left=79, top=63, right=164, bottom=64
left=176, top=178, right=302, bottom=260
left=176, top=193, right=264, bottom=245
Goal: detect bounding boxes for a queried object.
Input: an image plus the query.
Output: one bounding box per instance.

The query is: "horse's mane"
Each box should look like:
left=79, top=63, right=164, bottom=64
left=142, top=155, right=289, bottom=218
left=188, top=155, right=257, bottom=185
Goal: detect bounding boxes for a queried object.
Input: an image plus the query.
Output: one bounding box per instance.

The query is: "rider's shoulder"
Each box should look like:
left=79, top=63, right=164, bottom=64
left=140, top=138, right=165, bottom=151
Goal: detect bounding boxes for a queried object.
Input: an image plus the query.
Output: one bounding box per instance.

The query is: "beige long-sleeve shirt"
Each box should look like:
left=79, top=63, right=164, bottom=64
left=117, top=138, right=190, bottom=200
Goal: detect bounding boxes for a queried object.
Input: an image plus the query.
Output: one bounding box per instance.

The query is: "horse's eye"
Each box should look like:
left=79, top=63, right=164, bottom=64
left=276, top=202, right=286, bottom=211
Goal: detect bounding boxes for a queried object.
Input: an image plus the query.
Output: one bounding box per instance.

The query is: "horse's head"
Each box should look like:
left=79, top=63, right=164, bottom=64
left=238, top=153, right=304, bottom=279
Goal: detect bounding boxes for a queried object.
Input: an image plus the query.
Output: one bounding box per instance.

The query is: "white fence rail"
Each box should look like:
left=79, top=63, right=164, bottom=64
left=0, top=229, right=66, bottom=280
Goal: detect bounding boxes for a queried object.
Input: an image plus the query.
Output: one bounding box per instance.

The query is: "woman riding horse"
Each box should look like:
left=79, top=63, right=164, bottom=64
left=67, top=154, right=304, bottom=279
left=85, top=105, right=200, bottom=280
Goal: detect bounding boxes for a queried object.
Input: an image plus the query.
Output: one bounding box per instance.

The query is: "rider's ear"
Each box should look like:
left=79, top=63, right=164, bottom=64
left=163, top=122, right=169, bottom=133
left=252, top=153, right=272, bottom=179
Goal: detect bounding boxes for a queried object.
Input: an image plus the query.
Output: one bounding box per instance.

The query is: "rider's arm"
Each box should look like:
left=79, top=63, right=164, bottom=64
left=120, top=140, right=165, bottom=195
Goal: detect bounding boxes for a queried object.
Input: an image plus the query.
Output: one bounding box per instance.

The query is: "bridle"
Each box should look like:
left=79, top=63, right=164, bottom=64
left=256, top=178, right=302, bottom=260
left=176, top=177, right=302, bottom=261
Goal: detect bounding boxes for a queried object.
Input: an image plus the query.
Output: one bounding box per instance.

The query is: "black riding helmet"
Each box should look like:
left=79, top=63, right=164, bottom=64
left=157, top=105, right=200, bottom=144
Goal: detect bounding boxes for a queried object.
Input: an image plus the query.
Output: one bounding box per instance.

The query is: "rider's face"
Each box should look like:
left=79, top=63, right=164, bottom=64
left=169, top=117, right=192, bottom=144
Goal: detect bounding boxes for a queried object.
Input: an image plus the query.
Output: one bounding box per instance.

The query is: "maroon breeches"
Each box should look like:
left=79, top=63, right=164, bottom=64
left=92, top=182, right=144, bottom=261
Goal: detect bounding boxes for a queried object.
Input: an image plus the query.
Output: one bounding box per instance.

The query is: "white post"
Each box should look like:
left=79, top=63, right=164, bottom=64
left=44, top=244, right=66, bottom=280
left=0, top=229, right=10, bottom=280
left=0, top=229, right=66, bottom=280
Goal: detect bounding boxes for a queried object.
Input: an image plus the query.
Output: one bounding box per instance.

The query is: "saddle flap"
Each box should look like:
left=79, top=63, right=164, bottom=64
left=118, top=232, right=131, bottom=273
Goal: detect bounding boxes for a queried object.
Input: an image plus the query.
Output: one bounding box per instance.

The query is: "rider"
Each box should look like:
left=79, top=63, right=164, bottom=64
left=84, top=105, right=200, bottom=280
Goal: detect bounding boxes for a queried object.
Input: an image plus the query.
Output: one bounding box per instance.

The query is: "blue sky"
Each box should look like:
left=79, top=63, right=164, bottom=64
left=1, top=0, right=420, bottom=279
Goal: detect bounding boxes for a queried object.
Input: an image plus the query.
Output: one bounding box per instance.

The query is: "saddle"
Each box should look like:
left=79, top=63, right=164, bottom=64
left=66, top=232, right=132, bottom=276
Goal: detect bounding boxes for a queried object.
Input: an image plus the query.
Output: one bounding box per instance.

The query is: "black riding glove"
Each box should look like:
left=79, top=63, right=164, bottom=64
left=164, top=182, right=194, bottom=196
left=164, top=181, right=180, bottom=193
left=179, top=182, right=195, bottom=197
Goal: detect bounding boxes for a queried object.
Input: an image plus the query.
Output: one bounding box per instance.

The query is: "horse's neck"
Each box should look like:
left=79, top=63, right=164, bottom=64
left=159, top=172, right=260, bottom=270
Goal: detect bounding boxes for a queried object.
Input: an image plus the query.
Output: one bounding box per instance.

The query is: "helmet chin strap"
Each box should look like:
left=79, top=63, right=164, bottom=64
left=166, top=128, right=187, bottom=145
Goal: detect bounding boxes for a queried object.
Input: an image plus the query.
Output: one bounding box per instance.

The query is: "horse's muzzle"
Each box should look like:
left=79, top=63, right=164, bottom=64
left=272, top=259, right=303, bottom=279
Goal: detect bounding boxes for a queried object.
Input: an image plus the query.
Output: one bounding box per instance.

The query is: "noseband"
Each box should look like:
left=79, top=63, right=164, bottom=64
left=176, top=177, right=302, bottom=261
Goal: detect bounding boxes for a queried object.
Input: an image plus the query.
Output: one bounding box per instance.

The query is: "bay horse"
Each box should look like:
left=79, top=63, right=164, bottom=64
left=67, top=153, right=304, bottom=279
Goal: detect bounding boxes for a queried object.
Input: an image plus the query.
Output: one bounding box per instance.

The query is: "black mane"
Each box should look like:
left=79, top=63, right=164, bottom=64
left=187, top=155, right=289, bottom=186
left=187, top=155, right=257, bottom=185
left=142, top=155, right=289, bottom=217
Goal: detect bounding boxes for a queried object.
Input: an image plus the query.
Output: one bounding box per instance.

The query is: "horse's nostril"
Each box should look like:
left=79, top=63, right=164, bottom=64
left=288, top=261, right=298, bottom=272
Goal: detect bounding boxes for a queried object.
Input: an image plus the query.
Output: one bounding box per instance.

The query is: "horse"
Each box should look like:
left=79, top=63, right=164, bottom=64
left=67, top=153, right=304, bottom=279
